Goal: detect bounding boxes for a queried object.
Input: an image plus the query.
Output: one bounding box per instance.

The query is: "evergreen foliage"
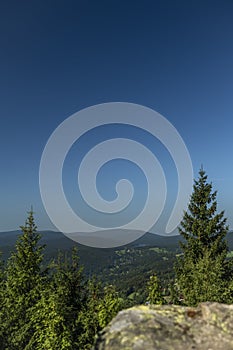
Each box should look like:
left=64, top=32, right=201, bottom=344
left=0, top=253, right=5, bottom=349
left=30, top=248, right=85, bottom=350
left=77, top=280, right=124, bottom=349
left=0, top=185, right=232, bottom=349
left=146, top=274, right=165, bottom=305
left=0, top=210, right=125, bottom=349
left=76, top=279, right=102, bottom=349
left=97, top=285, right=124, bottom=328
left=1, top=210, right=45, bottom=349
left=175, top=168, right=232, bottom=305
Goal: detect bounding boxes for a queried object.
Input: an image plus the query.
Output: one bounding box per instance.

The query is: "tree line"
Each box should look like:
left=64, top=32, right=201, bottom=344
left=0, top=168, right=233, bottom=349
left=0, top=212, right=124, bottom=349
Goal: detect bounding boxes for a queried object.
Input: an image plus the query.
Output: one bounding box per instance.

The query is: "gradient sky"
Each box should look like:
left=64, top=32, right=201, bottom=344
left=1, top=0, right=233, bottom=233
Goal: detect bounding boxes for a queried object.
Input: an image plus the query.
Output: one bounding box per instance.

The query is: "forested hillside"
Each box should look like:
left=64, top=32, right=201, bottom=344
left=0, top=169, right=233, bottom=349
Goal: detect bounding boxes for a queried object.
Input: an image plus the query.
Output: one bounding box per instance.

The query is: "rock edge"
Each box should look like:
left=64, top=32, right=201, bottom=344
left=93, top=302, right=233, bottom=350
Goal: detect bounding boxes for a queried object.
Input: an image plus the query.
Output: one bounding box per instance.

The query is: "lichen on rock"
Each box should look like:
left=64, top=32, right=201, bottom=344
left=93, top=302, right=233, bottom=350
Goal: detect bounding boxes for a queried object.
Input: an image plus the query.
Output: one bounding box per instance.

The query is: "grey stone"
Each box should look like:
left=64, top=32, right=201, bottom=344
left=93, top=302, right=233, bottom=350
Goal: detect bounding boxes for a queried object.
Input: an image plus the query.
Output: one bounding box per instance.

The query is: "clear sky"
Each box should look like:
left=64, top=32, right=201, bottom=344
left=1, top=0, right=233, bottom=233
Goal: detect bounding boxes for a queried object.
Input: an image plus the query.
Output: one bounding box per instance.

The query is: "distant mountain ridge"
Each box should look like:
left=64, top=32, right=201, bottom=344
left=1, top=229, right=233, bottom=292
left=0, top=229, right=233, bottom=255
left=0, top=229, right=181, bottom=254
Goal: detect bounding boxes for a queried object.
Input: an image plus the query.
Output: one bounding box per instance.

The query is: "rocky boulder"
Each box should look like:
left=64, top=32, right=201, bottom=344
left=93, top=302, right=233, bottom=350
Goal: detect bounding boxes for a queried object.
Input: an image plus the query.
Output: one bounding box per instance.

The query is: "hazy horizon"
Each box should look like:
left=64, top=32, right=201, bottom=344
left=1, top=1, right=233, bottom=234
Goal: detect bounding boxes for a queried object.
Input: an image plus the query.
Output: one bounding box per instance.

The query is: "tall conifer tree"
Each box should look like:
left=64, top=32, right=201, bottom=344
left=175, top=168, right=231, bottom=305
left=2, top=210, right=45, bottom=349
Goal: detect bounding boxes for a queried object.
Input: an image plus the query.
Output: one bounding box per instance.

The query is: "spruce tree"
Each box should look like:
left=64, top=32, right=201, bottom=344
left=76, top=279, right=102, bottom=349
left=2, top=210, right=45, bottom=349
left=77, top=280, right=124, bottom=349
left=31, top=247, right=85, bottom=350
left=175, top=168, right=231, bottom=305
left=97, top=285, right=124, bottom=328
left=147, top=274, right=165, bottom=305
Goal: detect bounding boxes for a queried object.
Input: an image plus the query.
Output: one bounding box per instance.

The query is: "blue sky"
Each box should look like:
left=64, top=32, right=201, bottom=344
left=0, top=0, right=233, bottom=233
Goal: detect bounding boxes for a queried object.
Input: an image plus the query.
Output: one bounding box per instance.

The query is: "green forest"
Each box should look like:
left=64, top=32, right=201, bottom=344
left=1, top=168, right=233, bottom=349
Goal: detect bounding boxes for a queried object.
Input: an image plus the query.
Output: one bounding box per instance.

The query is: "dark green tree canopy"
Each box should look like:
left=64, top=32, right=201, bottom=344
left=2, top=210, right=46, bottom=349
left=175, top=168, right=231, bottom=306
left=179, top=168, right=228, bottom=261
